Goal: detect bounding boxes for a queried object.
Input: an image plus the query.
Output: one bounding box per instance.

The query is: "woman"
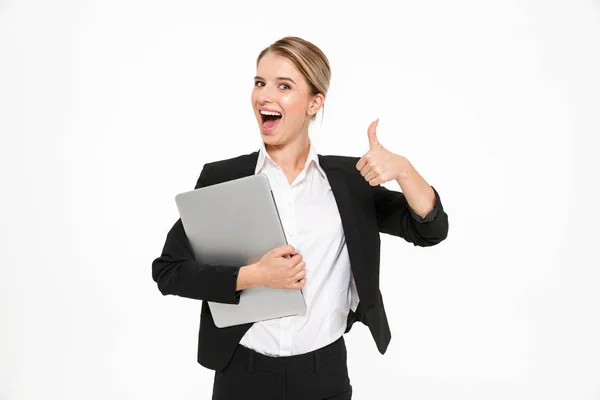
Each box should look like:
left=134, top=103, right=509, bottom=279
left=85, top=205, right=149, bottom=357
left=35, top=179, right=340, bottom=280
left=152, top=36, right=449, bottom=400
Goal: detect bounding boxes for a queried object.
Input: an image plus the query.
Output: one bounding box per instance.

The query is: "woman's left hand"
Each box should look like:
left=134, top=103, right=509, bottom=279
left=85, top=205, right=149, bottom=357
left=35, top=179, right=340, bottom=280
left=356, top=119, right=410, bottom=186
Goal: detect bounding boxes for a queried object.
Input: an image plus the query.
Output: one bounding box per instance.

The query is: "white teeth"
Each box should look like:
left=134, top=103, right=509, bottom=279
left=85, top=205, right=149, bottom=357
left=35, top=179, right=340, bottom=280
left=260, top=110, right=281, bottom=116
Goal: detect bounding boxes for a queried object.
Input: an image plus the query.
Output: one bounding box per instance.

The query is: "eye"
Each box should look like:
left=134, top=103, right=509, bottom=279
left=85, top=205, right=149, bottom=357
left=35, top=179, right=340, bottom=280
left=278, top=83, right=291, bottom=90
left=254, top=81, right=265, bottom=87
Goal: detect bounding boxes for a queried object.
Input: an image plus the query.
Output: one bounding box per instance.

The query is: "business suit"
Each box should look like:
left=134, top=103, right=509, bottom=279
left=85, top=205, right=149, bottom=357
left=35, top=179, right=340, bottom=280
left=152, top=150, right=449, bottom=372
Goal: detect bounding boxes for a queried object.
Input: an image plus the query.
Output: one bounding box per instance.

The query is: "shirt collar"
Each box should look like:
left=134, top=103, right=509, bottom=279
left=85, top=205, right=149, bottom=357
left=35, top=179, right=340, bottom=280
left=255, top=140, right=326, bottom=179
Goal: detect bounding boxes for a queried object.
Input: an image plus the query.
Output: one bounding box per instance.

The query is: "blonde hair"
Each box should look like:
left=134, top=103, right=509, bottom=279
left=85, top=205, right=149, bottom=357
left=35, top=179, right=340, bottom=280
left=257, top=36, right=331, bottom=120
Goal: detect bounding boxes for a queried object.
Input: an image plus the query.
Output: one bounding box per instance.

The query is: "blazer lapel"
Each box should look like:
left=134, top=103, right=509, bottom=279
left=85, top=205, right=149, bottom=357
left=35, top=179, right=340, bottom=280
left=318, top=155, right=375, bottom=306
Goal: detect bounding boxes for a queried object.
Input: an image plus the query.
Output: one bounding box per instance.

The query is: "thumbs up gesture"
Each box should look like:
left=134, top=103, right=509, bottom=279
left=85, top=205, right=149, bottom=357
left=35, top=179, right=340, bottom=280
left=356, top=119, right=410, bottom=186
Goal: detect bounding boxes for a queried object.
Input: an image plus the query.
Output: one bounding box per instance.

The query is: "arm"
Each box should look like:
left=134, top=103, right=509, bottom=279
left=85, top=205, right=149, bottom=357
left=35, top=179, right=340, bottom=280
left=356, top=119, right=448, bottom=246
left=151, top=164, right=259, bottom=303
left=151, top=219, right=245, bottom=303
left=395, top=159, right=437, bottom=218
left=372, top=159, right=448, bottom=246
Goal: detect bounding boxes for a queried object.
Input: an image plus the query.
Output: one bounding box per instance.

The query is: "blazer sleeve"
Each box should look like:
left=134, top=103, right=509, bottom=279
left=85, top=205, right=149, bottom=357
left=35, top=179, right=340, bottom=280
left=372, top=184, right=449, bottom=247
left=151, top=165, right=243, bottom=304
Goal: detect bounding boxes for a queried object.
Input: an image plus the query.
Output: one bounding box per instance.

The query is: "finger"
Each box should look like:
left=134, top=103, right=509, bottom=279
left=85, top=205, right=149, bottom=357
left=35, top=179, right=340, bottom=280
left=293, top=269, right=307, bottom=280
left=368, top=176, right=381, bottom=186
left=364, top=168, right=379, bottom=182
left=367, top=118, right=380, bottom=149
left=359, top=163, right=372, bottom=177
left=356, top=155, right=369, bottom=171
left=290, top=278, right=306, bottom=289
left=292, top=260, right=307, bottom=273
left=287, top=253, right=303, bottom=266
left=285, top=248, right=300, bottom=258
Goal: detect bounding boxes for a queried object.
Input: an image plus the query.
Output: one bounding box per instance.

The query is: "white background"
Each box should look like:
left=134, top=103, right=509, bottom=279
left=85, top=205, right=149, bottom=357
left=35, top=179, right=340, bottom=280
left=1, top=0, right=599, bottom=399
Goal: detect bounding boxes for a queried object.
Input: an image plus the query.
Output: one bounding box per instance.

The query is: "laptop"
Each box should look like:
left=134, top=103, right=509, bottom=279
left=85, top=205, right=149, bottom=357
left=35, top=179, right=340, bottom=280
left=174, top=173, right=306, bottom=328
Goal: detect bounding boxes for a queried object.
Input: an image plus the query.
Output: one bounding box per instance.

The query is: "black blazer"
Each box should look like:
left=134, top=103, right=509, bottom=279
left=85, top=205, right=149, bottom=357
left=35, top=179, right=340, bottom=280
left=152, top=151, right=449, bottom=371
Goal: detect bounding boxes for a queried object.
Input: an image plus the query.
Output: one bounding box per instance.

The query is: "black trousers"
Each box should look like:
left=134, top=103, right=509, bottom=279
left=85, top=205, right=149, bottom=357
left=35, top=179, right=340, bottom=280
left=212, top=336, right=352, bottom=400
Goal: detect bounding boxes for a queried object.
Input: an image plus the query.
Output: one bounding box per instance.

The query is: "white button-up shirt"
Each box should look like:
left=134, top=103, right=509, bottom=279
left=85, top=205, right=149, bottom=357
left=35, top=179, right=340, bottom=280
left=239, top=140, right=360, bottom=357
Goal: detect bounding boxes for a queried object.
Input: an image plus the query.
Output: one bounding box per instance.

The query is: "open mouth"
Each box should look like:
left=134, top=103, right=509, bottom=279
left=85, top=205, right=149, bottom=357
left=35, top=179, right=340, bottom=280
left=260, top=110, right=282, bottom=132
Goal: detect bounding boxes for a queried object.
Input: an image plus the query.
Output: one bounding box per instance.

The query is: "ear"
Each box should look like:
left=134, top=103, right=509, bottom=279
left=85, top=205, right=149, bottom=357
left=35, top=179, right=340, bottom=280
left=307, top=93, right=325, bottom=116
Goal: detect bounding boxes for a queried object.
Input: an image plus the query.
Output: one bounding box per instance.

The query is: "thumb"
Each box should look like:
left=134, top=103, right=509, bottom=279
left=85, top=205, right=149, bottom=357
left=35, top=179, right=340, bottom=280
left=368, top=118, right=380, bottom=149
left=273, top=244, right=298, bottom=258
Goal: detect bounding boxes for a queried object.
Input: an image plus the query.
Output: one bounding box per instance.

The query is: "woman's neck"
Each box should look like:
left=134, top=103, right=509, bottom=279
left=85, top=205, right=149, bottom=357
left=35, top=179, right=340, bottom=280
left=265, top=134, right=311, bottom=174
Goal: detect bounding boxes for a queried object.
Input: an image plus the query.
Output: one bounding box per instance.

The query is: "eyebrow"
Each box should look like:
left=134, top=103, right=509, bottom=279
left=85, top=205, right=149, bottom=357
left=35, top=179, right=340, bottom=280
left=254, top=76, right=296, bottom=85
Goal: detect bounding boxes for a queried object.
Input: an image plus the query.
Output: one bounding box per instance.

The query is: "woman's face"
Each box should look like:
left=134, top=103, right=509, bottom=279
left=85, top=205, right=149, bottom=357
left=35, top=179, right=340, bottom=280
left=251, top=51, right=321, bottom=145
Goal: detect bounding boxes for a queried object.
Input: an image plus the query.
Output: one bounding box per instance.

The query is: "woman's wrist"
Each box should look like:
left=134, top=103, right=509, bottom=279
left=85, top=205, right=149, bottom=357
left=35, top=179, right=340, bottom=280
left=236, top=263, right=265, bottom=290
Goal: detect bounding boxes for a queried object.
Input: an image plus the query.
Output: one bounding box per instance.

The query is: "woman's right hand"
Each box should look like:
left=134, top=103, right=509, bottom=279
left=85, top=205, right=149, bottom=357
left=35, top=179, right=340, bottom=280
left=255, top=245, right=306, bottom=289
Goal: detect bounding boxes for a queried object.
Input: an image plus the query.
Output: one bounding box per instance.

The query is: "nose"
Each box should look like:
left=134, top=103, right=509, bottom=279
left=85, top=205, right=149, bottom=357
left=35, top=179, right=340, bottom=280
left=258, top=85, right=276, bottom=104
